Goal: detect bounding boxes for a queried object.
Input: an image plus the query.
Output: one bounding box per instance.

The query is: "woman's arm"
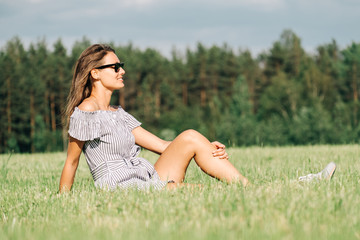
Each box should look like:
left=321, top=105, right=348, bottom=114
left=133, top=127, right=229, bottom=159
left=132, top=127, right=171, bottom=155
left=59, top=137, right=85, bottom=193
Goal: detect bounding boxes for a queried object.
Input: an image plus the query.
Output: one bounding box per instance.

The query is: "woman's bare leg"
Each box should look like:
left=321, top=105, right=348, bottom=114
left=154, top=130, right=249, bottom=186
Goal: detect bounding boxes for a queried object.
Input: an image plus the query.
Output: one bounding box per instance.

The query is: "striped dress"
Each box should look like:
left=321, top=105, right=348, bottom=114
left=68, top=106, right=167, bottom=190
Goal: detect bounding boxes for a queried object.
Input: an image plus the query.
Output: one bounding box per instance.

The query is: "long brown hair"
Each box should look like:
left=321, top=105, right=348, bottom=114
left=64, top=44, right=115, bottom=129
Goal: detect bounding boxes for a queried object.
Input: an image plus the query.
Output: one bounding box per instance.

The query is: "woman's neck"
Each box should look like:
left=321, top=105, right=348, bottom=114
left=89, top=90, right=113, bottom=111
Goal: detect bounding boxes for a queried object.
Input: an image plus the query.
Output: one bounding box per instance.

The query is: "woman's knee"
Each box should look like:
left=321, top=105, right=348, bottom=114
left=177, top=129, right=203, bottom=143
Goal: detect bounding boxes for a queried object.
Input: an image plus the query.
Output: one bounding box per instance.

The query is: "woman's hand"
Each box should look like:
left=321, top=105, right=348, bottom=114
left=211, top=141, right=229, bottom=160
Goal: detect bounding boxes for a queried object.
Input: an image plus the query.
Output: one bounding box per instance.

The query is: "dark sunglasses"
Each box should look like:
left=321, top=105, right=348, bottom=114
left=95, top=62, right=124, bottom=72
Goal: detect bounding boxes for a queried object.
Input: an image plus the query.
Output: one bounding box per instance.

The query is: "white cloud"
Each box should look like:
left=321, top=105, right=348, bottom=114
left=27, top=0, right=44, bottom=3
left=193, top=0, right=286, bottom=11
left=18, top=0, right=46, bottom=4
left=229, top=0, right=285, bottom=9
left=113, top=0, right=285, bottom=11
left=117, top=0, right=165, bottom=9
left=122, top=0, right=157, bottom=6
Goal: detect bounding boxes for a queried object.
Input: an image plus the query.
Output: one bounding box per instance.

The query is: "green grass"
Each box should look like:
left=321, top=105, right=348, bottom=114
left=1, top=145, right=360, bottom=240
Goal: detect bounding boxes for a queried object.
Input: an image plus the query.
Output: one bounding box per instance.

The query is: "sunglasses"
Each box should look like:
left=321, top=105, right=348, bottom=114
left=95, top=62, right=124, bottom=72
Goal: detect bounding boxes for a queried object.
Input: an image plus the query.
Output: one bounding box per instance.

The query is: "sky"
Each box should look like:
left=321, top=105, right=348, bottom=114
left=0, top=0, right=359, bottom=57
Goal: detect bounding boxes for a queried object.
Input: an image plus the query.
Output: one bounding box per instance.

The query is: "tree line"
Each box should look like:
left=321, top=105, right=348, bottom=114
left=1, top=29, right=360, bottom=153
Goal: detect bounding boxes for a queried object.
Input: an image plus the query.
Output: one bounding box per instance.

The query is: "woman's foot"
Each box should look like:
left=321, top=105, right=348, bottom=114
left=298, top=162, right=336, bottom=182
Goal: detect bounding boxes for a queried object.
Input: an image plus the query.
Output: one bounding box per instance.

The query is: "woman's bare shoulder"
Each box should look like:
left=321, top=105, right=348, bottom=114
left=77, top=98, right=99, bottom=112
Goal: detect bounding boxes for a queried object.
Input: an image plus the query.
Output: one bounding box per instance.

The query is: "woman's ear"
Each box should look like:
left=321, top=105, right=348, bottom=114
left=90, top=69, right=100, bottom=80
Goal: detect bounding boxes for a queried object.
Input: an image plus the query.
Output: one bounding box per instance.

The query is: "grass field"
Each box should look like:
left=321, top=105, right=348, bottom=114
left=1, top=145, right=360, bottom=240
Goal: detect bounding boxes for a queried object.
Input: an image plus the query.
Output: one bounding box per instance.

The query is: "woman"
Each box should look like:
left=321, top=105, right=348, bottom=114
left=59, top=44, right=249, bottom=192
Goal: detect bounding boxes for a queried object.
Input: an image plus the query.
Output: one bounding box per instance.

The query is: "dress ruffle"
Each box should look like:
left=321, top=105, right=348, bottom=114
left=68, top=107, right=102, bottom=141
left=120, top=108, right=141, bottom=130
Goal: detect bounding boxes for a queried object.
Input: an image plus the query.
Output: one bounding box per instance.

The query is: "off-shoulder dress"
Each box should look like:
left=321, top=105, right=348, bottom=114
left=68, top=106, right=167, bottom=190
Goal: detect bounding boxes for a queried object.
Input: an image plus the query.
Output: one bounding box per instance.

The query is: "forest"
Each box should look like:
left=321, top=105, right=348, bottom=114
left=1, top=29, right=360, bottom=153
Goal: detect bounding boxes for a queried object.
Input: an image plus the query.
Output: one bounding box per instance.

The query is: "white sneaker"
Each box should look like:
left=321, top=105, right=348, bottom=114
left=298, top=162, right=336, bottom=182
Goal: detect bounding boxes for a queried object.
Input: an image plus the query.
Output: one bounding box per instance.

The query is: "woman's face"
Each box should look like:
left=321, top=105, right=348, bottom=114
left=95, top=52, right=125, bottom=91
